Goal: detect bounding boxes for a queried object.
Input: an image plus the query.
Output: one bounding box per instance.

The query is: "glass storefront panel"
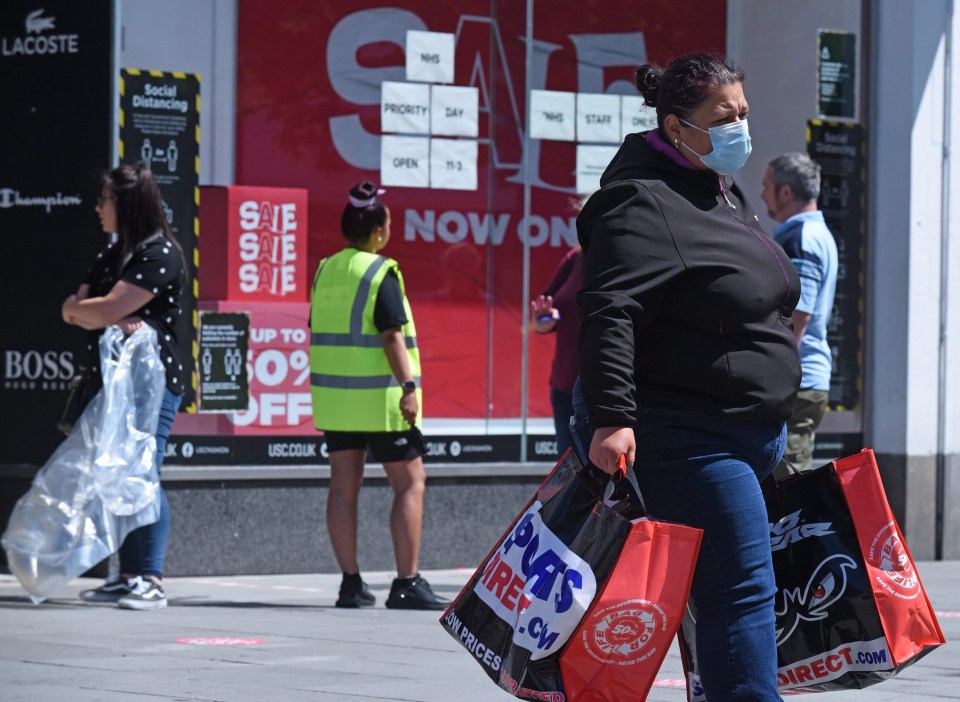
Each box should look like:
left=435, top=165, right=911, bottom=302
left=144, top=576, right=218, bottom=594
left=189, top=0, right=730, bottom=462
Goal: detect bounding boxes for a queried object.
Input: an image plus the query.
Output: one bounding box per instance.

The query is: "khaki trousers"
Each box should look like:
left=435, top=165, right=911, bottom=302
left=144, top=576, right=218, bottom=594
left=772, top=389, right=830, bottom=479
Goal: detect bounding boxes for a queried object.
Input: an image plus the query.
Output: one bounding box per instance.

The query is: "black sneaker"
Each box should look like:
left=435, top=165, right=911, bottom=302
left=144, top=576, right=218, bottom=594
left=336, top=574, right=375, bottom=608
left=385, top=575, right=450, bottom=610
left=117, top=578, right=167, bottom=610
left=79, top=577, right=137, bottom=603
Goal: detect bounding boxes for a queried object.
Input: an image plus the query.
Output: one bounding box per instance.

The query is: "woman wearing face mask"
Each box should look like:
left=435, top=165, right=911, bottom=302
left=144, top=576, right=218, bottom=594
left=575, top=54, right=800, bottom=701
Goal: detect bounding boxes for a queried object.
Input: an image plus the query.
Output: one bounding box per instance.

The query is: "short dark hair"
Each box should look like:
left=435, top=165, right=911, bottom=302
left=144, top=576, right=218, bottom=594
left=340, top=181, right=387, bottom=245
left=768, top=152, right=821, bottom=203
left=635, top=53, right=745, bottom=132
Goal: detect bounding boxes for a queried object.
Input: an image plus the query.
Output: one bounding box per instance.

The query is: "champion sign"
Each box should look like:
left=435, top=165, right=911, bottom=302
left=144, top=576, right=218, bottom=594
left=476, top=501, right=597, bottom=660
left=0, top=188, right=82, bottom=213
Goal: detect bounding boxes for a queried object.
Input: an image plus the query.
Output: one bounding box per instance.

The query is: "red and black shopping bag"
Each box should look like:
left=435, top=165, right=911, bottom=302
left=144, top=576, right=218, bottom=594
left=440, top=450, right=703, bottom=701
left=680, top=448, right=945, bottom=699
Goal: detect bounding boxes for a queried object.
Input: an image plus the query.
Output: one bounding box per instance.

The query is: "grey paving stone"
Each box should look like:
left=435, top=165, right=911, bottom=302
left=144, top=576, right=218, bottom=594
left=0, top=564, right=956, bottom=701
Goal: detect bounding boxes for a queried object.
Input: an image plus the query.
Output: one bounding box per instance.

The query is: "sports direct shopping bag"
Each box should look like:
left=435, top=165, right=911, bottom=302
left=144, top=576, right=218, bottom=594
left=680, top=448, right=945, bottom=699
left=440, top=451, right=703, bottom=701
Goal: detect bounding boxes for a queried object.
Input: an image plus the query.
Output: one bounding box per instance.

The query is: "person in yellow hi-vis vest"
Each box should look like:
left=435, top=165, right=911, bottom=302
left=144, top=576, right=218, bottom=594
left=309, top=181, right=449, bottom=611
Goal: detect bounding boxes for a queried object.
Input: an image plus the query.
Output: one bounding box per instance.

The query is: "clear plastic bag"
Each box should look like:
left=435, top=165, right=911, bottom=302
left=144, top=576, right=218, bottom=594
left=1, top=325, right=167, bottom=601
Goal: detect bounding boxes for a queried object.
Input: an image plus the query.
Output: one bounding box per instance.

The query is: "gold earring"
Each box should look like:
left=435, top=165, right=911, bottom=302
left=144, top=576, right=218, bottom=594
left=674, top=139, right=680, bottom=148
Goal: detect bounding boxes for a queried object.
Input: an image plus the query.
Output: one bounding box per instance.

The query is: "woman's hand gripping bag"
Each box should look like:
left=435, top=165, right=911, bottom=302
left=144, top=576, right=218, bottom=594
left=440, top=450, right=703, bottom=701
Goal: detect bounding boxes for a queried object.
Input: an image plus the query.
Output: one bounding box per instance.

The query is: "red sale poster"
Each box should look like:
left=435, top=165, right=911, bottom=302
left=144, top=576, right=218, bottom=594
left=199, top=186, right=310, bottom=303
left=234, top=0, right=726, bottom=422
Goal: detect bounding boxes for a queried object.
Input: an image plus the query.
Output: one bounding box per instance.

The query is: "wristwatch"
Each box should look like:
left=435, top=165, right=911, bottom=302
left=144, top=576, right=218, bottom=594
left=401, top=380, right=417, bottom=393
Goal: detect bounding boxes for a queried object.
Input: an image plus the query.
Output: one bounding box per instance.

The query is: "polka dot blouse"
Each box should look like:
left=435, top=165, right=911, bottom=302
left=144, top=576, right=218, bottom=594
left=83, top=236, right=185, bottom=392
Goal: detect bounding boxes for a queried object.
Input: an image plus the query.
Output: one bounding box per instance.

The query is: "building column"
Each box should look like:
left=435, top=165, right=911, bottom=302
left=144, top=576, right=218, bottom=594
left=868, top=0, right=959, bottom=559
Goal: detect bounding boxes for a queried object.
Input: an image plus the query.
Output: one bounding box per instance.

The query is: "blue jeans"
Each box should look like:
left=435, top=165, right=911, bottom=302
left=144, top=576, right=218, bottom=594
left=570, top=380, right=785, bottom=702
left=119, top=388, right=181, bottom=579
left=550, top=388, right=574, bottom=460
left=636, top=409, right=784, bottom=702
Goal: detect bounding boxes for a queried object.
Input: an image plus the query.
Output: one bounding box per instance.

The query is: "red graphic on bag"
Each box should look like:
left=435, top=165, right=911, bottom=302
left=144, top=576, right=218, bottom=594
left=560, top=519, right=701, bottom=701
left=582, top=598, right=668, bottom=665
left=868, top=522, right=920, bottom=597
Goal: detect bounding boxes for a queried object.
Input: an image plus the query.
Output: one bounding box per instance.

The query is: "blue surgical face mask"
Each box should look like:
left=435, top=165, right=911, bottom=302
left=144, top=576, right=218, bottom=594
left=679, top=118, right=752, bottom=174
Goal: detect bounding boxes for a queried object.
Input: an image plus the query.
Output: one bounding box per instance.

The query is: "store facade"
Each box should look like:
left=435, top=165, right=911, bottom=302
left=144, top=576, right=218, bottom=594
left=2, top=0, right=957, bottom=572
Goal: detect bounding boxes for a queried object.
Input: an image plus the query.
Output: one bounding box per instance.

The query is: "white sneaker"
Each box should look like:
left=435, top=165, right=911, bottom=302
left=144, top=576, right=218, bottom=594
left=117, top=577, right=167, bottom=610
left=80, top=577, right=137, bottom=603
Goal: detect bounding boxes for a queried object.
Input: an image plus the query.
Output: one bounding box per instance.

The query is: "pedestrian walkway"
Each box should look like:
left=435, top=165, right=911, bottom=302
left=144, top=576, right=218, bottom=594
left=0, top=563, right=956, bottom=701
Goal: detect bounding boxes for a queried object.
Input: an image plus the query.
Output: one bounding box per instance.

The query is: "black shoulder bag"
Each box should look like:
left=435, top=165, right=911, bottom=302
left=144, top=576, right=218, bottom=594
left=56, top=364, right=102, bottom=435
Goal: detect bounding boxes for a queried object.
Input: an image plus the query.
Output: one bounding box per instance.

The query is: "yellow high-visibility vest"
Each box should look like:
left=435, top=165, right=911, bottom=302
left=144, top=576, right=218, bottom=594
left=309, top=248, right=421, bottom=432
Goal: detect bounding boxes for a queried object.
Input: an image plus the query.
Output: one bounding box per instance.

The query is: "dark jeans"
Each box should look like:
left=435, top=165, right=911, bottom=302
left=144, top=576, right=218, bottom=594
left=570, top=379, right=785, bottom=702
left=119, top=388, right=181, bottom=580
left=550, top=388, right=574, bottom=460
left=569, top=377, right=590, bottom=466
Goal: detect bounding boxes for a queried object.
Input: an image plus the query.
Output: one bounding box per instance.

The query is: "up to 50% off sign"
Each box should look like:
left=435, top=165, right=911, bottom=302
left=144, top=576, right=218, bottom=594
left=228, top=326, right=313, bottom=428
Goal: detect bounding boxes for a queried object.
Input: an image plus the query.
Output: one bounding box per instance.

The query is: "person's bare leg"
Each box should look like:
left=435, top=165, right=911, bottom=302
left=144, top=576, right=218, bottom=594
left=327, top=449, right=366, bottom=573
left=382, top=456, right=426, bottom=578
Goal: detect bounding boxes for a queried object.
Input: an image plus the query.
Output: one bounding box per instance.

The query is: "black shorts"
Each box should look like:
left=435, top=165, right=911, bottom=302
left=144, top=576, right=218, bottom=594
left=324, top=427, right=425, bottom=463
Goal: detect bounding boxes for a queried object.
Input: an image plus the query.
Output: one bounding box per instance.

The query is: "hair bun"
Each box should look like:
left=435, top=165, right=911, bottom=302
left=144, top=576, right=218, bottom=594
left=347, top=180, right=385, bottom=209
left=351, top=181, right=378, bottom=200
left=635, top=64, right=663, bottom=108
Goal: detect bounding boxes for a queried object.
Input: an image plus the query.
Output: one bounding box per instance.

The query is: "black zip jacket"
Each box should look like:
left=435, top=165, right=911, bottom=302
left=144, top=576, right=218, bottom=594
left=577, top=132, right=801, bottom=427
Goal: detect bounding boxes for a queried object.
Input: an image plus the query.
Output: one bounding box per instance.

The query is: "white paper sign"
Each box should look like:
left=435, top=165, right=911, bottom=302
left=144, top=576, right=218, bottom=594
left=576, top=93, right=621, bottom=143
left=381, top=81, right=430, bottom=134
left=621, top=95, right=658, bottom=139
left=430, top=139, right=478, bottom=191
left=431, top=85, right=479, bottom=137
left=529, top=90, right=575, bottom=141
left=406, top=30, right=455, bottom=84
left=381, top=135, right=430, bottom=188
left=576, top=145, right=619, bottom=194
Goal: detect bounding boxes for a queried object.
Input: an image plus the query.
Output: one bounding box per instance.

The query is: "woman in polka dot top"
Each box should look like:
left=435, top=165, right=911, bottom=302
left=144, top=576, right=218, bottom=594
left=61, top=162, right=185, bottom=611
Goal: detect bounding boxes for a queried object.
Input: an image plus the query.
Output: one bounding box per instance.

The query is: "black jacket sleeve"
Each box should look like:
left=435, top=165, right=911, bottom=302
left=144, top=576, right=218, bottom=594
left=576, top=181, right=684, bottom=428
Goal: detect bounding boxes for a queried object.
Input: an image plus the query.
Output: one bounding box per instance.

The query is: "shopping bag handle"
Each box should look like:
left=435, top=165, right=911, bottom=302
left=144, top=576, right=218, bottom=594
left=762, top=457, right=802, bottom=491
left=601, top=454, right=646, bottom=515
